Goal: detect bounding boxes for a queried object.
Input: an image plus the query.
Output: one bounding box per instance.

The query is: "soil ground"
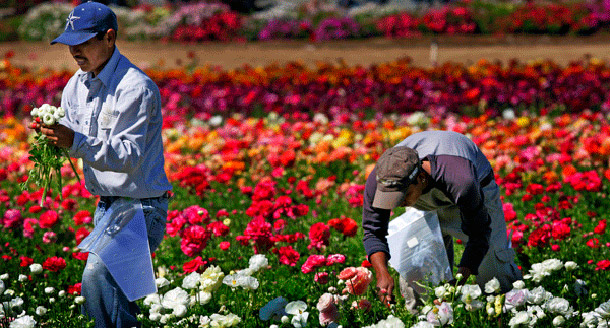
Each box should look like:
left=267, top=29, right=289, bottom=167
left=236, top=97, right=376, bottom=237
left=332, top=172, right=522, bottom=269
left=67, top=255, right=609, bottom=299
left=2, top=35, right=610, bottom=71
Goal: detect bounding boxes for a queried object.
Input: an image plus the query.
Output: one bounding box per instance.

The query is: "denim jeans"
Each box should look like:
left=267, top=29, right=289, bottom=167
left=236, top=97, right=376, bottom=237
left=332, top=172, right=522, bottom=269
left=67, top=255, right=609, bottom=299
left=81, top=194, right=168, bottom=328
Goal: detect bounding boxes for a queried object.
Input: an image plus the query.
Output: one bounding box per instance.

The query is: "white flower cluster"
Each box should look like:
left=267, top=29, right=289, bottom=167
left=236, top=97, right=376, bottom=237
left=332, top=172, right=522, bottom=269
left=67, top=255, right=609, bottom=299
left=259, top=297, right=311, bottom=328
left=362, top=315, right=406, bottom=328
left=523, top=258, right=568, bottom=283
left=30, top=104, right=65, bottom=126
left=144, top=265, right=225, bottom=324
left=222, top=254, right=268, bottom=290
left=173, top=310, right=241, bottom=328
left=581, top=299, right=610, bottom=328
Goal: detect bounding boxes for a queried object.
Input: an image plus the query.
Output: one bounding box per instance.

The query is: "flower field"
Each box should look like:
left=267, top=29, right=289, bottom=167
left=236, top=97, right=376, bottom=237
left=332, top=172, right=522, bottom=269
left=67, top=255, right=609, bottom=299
left=0, top=54, right=610, bottom=327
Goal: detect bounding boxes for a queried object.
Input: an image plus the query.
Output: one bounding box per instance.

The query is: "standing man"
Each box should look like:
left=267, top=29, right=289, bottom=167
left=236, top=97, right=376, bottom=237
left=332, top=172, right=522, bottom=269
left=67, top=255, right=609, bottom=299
left=40, top=2, right=172, bottom=327
left=363, top=130, right=521, bottom=308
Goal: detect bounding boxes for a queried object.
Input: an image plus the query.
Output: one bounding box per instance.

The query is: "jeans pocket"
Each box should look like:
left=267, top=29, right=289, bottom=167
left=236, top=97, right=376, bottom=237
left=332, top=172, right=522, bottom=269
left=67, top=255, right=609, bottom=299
left=142, top=206, right=167, bottom=253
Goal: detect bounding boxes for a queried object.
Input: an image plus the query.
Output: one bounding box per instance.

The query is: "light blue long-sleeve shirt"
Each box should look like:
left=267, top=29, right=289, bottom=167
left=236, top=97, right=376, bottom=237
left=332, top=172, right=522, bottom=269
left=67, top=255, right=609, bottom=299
left=60, top=47, right=172, bottom=198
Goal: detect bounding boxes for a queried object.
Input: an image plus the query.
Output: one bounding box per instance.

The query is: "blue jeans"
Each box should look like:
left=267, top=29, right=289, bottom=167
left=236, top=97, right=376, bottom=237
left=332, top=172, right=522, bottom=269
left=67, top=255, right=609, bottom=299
left=81, top=194, right=168, bottom=328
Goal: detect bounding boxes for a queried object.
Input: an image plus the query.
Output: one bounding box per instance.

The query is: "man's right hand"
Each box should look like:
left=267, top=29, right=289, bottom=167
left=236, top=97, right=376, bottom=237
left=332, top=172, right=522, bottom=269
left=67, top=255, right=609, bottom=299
left=369, top=252, right=395, bottom=307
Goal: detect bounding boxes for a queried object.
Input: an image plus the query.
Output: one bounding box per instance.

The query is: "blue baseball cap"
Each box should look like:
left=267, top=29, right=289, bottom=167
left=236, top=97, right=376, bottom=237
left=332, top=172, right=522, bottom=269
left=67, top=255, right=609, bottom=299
left=51, top=2, right=118, bottom=46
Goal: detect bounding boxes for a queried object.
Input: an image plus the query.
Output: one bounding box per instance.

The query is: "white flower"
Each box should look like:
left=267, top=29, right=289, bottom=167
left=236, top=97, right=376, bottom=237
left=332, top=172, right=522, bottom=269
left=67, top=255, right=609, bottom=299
left=461, top=284, right=482, bottom=304
left=58, top=290, right=65, bottom=297
left=199, top=315, right=211, bottom=325
left=182, top=272, right=201, bottom=290
left=508, top=311, right=530, bottom=327
left=42, top=113, right=55, bottom=126
left=285, top=301, right=308, bottom=315
left=35, top=306, right=47, bottom=316
left=0, top=280, right=4, bottom=294
left=156, top=277, right=171, bottom=289
left=545, top=298, right=573, bottom=317
left=502, top=109, right=515, bottom=120
left=29, top=264, right=43, bottom=275
left=504, top=288, right=529, bottom=312
left=161, top=287, right=189, bottom=310
left=10, top=297, right=24, bottom=308
left=18, top=275, right=27, bottom=282
left=552, top=315, right=565, bottom=326
left=426, top=302, right=453, bottom=326
left=30, top=108, right=40, bottom=117
left=200, top=265, right=224, bottom=292
left=291, top=312, right=309, bottom=328
left=541, top=259, right=563, bottom=272
left=281, top=315, right=290, bottom=324
left=485, top=277, right=501, bottom=293
left=172, top=304, right=188, bottom=317
left=527, top=286, right=552, bottom=305
left=150, top=304, right=163, bottom=314
left=248, top=254, right=268, bottom=272
left=595, top=300, right=610, bottom=318
left=527, top=305, right=546, bottom=323
left=209, top=116, right=223, bottom=127
left=143, top=293, right=161, bottom=306
left=581, top=311, right=602, bottom=328
left=55, top=107, right=65, bottom=117
left=44, top=287, right=55, bottom=294
left=0, top=274, right=9, bottom=280
left=564, top=261, right=578, bottom=271
left=210, top=313, right=241, bottom=327
left=410, top=321, right=432, bottom=328
left=222, top=274, right=259, bottom=290
left=74, top=296, right=85, bottom=305
left=259, top=296, right=288, bottom=321
left=434, top=285, right=446, bottom=298
left=149, top=312, right=161, bottom=321
left=512, top=280, right=525, bottom=290
left=9, top=315, right=36, bottom=328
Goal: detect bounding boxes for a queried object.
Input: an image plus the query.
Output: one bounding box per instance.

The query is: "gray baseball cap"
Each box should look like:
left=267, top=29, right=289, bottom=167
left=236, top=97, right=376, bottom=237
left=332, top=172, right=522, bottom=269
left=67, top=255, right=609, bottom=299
left=372, top=146, right=421, bottom=209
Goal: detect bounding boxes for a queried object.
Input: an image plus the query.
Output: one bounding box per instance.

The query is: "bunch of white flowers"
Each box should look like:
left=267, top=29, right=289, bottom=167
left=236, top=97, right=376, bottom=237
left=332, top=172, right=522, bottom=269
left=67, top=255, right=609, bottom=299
left=30, top=104, right=65, bottom=126
left=363, top=315, right=406, bottom=328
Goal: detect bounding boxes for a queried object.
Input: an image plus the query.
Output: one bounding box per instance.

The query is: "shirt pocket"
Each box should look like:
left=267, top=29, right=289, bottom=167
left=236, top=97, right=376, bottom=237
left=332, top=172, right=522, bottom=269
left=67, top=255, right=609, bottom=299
left=99, top=107, right=118, bottom=131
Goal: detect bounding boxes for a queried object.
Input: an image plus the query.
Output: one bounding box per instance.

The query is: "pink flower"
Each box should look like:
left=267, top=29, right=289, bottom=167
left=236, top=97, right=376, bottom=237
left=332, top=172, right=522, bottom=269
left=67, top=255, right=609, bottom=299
left=219, top=241, right=231, bottom=251
left=314, top=272, right=329, bottom=284
left=180, top=225, right=210, bottom=257
left=182, top=205, right=210, bottom=225
left=340, top=267, right=372, bottom=295
left=2, top=209, right=22, bottom=228
left=317, top=293, right=340, bottom=325
left=301, top=254, right=327, bottom=274
left=42, top=231, right=57, bottom=244
left=39, top=210, right=59, bottom=229
left=325, top=254, right=346, bottom=266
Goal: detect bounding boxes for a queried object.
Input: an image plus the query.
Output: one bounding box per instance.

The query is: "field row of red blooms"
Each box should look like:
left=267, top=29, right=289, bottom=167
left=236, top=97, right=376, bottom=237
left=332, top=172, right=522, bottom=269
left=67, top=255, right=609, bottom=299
left=0, top=55, right=609, bottom=326
left=3, top=52, right=610, bottom=122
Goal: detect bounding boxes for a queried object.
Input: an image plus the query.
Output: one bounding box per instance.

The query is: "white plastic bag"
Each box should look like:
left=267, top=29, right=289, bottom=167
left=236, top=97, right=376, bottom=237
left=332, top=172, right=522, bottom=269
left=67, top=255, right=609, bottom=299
left=387, top=208, right=452, bottom=295
left=78, top=198, right=157, bottom=301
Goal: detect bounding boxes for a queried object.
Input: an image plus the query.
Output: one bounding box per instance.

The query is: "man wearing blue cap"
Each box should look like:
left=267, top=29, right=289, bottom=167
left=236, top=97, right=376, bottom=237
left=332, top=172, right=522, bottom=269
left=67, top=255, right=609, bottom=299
left=40, top=2, right=172, bottom=327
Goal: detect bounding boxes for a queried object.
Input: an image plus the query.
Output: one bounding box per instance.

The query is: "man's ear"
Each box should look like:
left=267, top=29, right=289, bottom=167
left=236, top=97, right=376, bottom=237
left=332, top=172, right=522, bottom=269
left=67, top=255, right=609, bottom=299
left=105, top=29, right=117, bottom=45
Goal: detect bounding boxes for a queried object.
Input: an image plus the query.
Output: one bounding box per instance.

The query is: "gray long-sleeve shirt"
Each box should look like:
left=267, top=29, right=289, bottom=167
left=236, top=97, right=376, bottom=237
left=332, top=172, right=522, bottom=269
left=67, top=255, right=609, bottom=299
left=362, top=131, right=493, bottom=274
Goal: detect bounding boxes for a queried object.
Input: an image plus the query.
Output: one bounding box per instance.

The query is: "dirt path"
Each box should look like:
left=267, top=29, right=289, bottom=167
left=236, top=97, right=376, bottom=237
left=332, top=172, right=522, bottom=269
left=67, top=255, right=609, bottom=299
left=2, top=35, right=610, bottom=71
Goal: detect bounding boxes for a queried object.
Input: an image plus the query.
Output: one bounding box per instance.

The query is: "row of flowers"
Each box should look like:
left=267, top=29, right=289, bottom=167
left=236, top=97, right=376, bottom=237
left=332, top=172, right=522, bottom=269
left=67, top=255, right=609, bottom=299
left=0, top=96, right=609, bottom=326
left=3, top=53, right=610, bottom=122
left=11, top=0, right=610, bottom=43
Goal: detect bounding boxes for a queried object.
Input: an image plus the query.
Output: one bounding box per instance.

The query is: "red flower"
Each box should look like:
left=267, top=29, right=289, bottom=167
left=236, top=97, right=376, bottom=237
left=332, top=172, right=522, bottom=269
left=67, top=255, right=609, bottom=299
left=277, top=245, right=300, bottom=266
left=301, top=255, right=326, bottom=274
left=208, top=221, right=230, bottom=237
left=72, top=252, right=89, bottom=261
left=328, top=217, right=358, bottom=237
left=526, top=183, right=544, bottom=195
left=594, top=219, right=607, bottom=235
left=587, top=238, right=600, bottom=249
left=182, top=205, right=210, bottom=225
left=219, top=241, right=231, bottom=251
left=42, top=256, right=67, bottom=272
left=73, top=210, right=92, bottom=226
left=180, top=225, right=210, bottom=257
left=314, top=272, right=329, bottom=284
left=67, top=283, right=82, bottom=295
left=19, top=256, right=34, bottom=267
left=527, top=224, right=551, bottom=247
left=183, top=256, right=207, bottom=273
left=308, top=222, right=330, bottom=251
left=75, top=227, right=90, bottom=245
left=596, top=260, right=610, bottom=271
left=39, top=210, right=59, bottom=229
left=551, top=221, right=570, bottom=240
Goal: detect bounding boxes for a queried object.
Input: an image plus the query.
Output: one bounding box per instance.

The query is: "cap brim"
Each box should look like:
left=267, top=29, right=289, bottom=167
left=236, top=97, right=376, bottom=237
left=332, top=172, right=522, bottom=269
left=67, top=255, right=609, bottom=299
left=372, top=189, right=406, bottom=210
left=51, top=30, right=97, bottom=46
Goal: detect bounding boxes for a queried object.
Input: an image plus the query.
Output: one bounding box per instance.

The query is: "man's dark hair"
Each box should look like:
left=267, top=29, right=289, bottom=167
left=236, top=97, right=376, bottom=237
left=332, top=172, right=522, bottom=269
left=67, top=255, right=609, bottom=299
left=95, top=29, right=117, bottom=40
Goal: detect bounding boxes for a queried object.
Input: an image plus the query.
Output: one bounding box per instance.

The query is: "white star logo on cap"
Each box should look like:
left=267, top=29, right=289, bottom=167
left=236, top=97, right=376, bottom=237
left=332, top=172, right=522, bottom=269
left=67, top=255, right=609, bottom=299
left=65, top=12, right=80, bottom=31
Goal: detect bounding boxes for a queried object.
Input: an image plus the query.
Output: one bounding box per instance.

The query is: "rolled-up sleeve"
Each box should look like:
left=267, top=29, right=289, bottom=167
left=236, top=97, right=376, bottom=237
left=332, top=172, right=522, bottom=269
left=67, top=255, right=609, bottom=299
left=70, top=86, right=152, bottom=174
left=362, top=167, right=393, bottom=259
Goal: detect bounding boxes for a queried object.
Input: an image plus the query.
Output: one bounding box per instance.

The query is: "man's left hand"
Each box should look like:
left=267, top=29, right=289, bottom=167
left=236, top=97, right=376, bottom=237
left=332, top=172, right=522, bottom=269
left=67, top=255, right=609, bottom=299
left=40, top=124, right=75, bottom=149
